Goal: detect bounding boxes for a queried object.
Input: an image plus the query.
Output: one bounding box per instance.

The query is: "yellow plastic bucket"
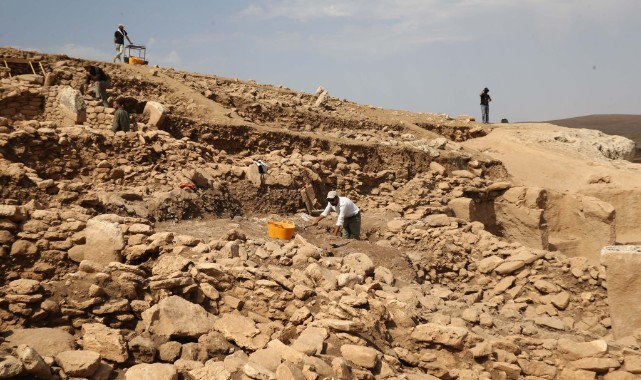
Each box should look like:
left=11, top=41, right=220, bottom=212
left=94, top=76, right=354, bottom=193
left=267, top=220, right=295, bottom=240
left=128, top=57, right=144, bottom=65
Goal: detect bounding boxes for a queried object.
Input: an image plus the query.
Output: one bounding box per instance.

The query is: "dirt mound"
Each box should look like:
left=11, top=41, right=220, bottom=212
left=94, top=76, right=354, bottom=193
left=0, top=46, right=640, bottom=379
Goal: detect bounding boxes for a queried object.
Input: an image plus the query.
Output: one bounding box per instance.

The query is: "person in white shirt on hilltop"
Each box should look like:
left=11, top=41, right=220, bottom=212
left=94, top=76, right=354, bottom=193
left=311, top=191, right=361, bottom=239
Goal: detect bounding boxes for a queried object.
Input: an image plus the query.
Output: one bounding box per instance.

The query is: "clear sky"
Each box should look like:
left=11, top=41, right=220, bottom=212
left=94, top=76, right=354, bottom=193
left=2, top=0, right=640, bottom=122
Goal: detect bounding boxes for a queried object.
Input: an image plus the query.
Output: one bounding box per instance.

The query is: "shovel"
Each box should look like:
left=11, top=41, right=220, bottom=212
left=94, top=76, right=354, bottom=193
left=329, top=241, right=351, bottom=249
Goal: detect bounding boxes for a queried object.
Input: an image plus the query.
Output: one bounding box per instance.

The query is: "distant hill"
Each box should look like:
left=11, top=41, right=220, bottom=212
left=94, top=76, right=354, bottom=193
left=546, top=114, right=641, bottom=162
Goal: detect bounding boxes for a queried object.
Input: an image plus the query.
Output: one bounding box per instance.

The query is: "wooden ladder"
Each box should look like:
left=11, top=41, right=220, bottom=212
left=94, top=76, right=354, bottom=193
left=1, top=58, right=47, bottom=78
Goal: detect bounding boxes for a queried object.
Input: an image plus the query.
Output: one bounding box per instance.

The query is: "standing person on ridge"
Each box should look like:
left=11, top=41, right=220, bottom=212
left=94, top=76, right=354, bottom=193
left=480, top=87, right=492, bottom=124
left=311, top=191, right=361, bottom=239
left=114, top=24, right=132, bottom=63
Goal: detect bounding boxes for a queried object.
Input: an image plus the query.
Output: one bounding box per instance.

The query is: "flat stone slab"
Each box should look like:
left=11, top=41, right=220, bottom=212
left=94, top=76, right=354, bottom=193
left=601, top=245, right=641, bottom=338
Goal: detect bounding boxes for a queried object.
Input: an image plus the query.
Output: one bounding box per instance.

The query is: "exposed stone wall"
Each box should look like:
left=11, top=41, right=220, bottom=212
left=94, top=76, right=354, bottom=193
left=0, top=81, right=47, bottom=121
left=0, top=78, right=122, bottom=130
left=85, top=100, right=117, bottom=130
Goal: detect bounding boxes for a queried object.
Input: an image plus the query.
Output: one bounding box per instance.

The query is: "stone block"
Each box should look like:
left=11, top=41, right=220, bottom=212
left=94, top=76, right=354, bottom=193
left=143, top=101, right=166, bottom=127
left=58, top=86, right=86, bottom=125
left=601, top=245, right=641, bottom=338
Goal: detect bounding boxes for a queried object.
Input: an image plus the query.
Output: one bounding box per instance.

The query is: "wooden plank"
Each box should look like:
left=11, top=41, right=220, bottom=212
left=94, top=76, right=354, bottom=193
left=301, top=189, right=313, bottom=214
left=1, top=58, right=34, bottom=64
left=28, top=61, right=36, bottom=75
left=2, top=60, right=11, bottom=78
left=38, top=62, right=46, bottom=75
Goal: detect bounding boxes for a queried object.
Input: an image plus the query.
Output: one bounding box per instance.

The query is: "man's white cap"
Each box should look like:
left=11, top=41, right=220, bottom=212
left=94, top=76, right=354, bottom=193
left=327, top=191, right=338, bottom=199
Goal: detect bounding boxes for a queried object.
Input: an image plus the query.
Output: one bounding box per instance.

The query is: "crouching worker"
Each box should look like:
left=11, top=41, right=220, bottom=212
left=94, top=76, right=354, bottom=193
left=111, top=99, right=130, bottom=132
left=311, top=191, right=361, bottom=239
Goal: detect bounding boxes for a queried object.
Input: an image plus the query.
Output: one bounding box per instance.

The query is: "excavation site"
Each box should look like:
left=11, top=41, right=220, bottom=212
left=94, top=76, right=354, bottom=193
left=2, top=47, right=641, bottom=379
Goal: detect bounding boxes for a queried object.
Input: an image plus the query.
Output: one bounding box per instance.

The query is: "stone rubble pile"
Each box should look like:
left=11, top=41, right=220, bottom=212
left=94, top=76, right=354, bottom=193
left=1, top=211, right=640, bottom=379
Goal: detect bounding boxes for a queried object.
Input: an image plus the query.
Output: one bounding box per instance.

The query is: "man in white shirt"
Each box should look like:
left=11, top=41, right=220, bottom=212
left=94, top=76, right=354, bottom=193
left=312, top=191, right=361, bottom=239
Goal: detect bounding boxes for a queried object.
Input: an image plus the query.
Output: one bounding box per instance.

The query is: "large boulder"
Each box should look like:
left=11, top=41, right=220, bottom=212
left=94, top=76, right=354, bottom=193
left=58, top=86, right=86, bottom=125
left=68, top=216, right=125, bottom=264
left=143, top=101, right=166, bottom=128
left=4, top=328, right=76, bottom=357
left=142, top=296, right=217, bottom=338
left=494, top=187, right=549, bottom=250
left=545, top=192, right=615, bottom=263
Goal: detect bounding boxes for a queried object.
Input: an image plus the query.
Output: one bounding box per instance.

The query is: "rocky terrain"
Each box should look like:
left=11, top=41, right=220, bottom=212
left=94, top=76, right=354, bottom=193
left=1, top=46, right=641, bottom=379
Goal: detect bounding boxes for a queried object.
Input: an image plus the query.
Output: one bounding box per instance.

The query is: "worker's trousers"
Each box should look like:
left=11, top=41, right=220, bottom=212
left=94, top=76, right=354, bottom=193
left=341, top=212, right=361, bottom=240
left=481, top=105, right=490, bottom=123
left=114, top=44, right=124, bottom=63
left=95, top=80, right=109, bottom=107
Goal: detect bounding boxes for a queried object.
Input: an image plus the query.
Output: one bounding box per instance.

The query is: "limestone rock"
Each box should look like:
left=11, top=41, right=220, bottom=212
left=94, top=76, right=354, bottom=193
left=0, top=205, right=27, bottom=222
left=342, top=252, right=375, bottom=276
left=8, top=279, right=41, bottom=295
left=275, top=362, right=306, bottom=380
left=16, top=344, right=51, bottom=379
left=411, top=323, right=469, bottom=349
left=340, top=344, right=380, bottom=369
left=142, top=296, right=217, bottom=338
left=69, top=216, right=125, bottom=264
left=126, top=363, right=178, bottom=380
left=291, top=326, right=328, bottom=355
left=188, top=360, right=230, bottom=380
left=143, top=101, right=166, bottom=128
left=58, top=86, right=86, bottom=124
left=266, top=339, right=307, bottom=365
left=10, top=240, right=38, bottom=256
left=243, top=362, right=276, bottom=380
left=159, top=341, right=182, bottom=362
left=249, top=347, right=282, bottom=372
left=568, top=358, right=620, bottom=372
left=601, top=246, right=641, bottom=338
left=81, top=323, right=129, bottom=363
left=558, top=339, right=608, bottom=360
left=213, top=313, right=261, bottom=350
left=0, top=356, right=24, bottom=379
left=5, top=328, right=75, bottom=357
left=54, top=350, right=101, bottom=377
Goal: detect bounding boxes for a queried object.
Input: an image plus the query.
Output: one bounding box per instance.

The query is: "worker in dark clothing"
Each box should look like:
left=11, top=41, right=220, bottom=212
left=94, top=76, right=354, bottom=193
left=112, top=99, right=130, bottom=132
left=114, top=24, right=133, bottom=63
left=83, top=65, right=110, bottom=107
left=480, top=87, right=492, bottom=124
